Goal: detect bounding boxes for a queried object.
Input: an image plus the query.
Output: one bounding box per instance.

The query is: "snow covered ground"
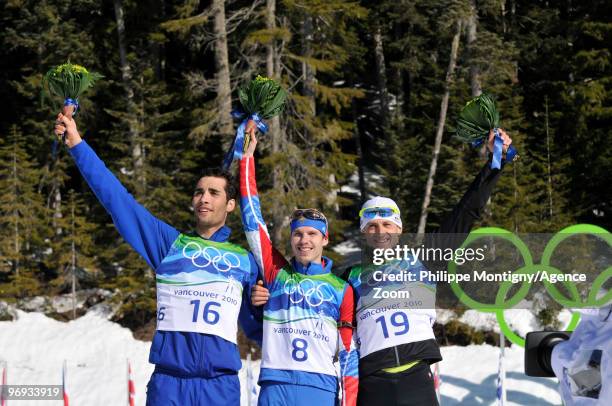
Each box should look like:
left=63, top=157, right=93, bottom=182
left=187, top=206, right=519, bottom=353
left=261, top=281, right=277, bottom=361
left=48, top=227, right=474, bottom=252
left=0, top=310, right=562, bottom=405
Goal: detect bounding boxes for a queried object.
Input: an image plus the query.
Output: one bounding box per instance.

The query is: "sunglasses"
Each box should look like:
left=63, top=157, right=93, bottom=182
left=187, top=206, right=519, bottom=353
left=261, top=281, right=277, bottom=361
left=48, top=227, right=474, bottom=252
left=359, top=207, right=399, bottom=219
left=291, top=208, right=328, bottom=224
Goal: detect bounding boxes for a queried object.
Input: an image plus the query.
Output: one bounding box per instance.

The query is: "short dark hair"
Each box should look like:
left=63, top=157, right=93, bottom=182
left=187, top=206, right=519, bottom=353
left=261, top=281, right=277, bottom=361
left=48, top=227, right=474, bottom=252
left=198, top=168, right=237, bottom=200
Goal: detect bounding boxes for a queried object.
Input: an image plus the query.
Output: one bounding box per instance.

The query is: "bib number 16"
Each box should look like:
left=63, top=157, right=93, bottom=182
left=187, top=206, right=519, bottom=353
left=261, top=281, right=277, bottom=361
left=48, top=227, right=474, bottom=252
left=190, top=300, right=221, bottom=325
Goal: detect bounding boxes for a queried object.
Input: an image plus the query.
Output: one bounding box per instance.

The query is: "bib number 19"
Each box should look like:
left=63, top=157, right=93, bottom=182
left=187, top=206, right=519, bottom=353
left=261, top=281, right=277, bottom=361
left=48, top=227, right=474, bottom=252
left=291, top=338, right=309, bottom=362
left=375, top=311, right=409, bottom=338
left=190, top=300, right=221, bottom=325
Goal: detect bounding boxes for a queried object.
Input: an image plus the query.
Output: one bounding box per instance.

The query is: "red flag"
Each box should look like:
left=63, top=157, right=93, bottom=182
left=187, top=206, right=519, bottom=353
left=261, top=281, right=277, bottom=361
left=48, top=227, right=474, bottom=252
left=127, top=360, right=135, bottom=406
left=62, top=361, right=69, bottom=406
left=1, top=363, right=7, bottom=406
left=433, top=362, right=441, bottom=404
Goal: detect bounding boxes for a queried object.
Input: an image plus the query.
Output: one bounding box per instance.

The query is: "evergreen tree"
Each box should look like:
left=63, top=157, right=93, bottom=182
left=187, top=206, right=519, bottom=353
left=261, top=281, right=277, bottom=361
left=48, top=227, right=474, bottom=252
left=95, top=0, right=188, bottom=326
left=45, top=190, right=98, bottom=294
left=0, top=126, right=44, bottom=298
left=247, top=0, right=367, bottom=256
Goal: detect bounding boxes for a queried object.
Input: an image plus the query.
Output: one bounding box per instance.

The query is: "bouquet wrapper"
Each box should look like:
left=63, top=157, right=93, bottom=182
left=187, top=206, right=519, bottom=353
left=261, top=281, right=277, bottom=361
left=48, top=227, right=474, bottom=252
left=59, top=97, right=78, bottom=137
left=51, top=98, right=79, bottom=158
left=472, top=129, right=519, bottom=170
left=222, top=111, right=269, bottom=170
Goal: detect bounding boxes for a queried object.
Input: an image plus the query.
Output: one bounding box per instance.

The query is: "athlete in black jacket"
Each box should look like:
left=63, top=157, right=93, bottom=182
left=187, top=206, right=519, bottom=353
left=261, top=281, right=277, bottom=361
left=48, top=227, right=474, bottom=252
left=348, top=128, right=513, bottom=406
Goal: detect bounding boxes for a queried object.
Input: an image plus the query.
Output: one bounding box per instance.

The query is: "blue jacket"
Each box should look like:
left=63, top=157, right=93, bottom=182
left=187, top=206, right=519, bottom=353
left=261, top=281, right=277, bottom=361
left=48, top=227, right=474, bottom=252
left=70, top=141, right=262, bottom=378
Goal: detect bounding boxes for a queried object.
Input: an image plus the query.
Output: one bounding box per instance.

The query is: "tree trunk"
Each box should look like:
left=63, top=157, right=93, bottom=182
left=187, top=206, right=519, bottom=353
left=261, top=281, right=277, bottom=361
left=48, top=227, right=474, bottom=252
left=374, top=26, right=390, bottom=130
left=466, top=0, right=488, bottom=163
left=393, top=14, right=407, bottom=123
left=212, top=0, right=233, bottom=139
left=466, top=0, right=490, bottom=218
left=265, top=0, right=276, bottom=79
left=113, top=0, right=144, bottom=192
left=466, top=0, right=482, bottom=97
left=71, top=203, right=76, bottom=320
left=374, top=25, right=397, bottom=183
left=352, top=100, right=367, bottom=204
left=301, top=14, right=316, bottom=116
left=501, top=0, right=507, bottom=34
left=12, top=145, right=19, bottom=276
left=52, top=185, right=62, bottom=236
left=266, top=0, right=286, bottom=247
left=155, top=0, right=167, bottom=81
left=513, top=164, right=518, bottom=233
left=327, top=174, right=339, bottom=212
left=416, top=20, right=462, bottom=237
left=545, top=96, right=553, bottom=218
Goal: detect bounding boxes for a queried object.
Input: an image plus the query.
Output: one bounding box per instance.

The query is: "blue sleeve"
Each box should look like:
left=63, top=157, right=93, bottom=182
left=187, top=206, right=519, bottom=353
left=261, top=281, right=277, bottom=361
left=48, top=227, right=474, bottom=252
left=69, top=141, right=179, bottom=269
left=238, top=252, right=263, bottom=346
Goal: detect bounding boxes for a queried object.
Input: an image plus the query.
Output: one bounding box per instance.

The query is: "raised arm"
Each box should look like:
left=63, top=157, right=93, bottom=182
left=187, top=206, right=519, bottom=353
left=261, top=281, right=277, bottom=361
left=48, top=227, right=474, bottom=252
left=338, top=284, right=359, bottom=406
left=239, top=133, right=288, bottom=285
left=57, top=113, right=178, bottom=270
left=424, top=129, right=513, bottom=256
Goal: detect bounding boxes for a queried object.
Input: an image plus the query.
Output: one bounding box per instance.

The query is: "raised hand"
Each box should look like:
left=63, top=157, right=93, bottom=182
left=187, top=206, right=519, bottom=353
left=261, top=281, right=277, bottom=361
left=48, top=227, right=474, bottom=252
left=54, top=112, right=82, bottom=148
left=487, top=128, right=512, bottom=155
left=243, top=121, right=258, bottom=158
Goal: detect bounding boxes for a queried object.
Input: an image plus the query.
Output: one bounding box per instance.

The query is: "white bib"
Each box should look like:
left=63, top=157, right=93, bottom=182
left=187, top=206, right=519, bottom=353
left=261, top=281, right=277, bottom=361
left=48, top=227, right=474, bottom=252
left=156, top=277, right=243, bottom=344
left=262, top=310, right=339, bottom=376
left=356, top=306, right=436, bottom=358
left=349, top=262, right=437, bottom=358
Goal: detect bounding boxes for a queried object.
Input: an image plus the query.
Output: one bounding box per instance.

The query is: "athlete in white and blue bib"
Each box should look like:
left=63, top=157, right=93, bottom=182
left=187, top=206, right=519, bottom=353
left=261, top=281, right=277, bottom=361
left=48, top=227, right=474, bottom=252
left=239, top=132, right=359, bottom=406
left=56, top=113, right=262, bottom=406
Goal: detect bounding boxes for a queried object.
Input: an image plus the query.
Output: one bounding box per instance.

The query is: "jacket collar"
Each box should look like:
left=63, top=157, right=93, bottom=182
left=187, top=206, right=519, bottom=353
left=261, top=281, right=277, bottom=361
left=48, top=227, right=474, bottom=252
left=291, top=256, right=333, bottom=275
left=194, top=225, right=231, bottom=242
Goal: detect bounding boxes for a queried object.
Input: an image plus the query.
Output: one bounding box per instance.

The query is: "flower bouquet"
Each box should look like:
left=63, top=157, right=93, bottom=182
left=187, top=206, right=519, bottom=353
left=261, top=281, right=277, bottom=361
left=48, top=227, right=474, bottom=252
left=455, top=93, right=518, bottom=169
left=42, top=62, right=103, bottom=139
left=223, top=75, right=287, bottom=169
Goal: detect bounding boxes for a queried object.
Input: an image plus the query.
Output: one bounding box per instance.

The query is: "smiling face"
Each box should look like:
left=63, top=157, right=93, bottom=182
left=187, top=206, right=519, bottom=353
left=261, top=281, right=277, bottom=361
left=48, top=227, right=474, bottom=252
left=290, top=226, right=328, bottom=266
left=362, top=219, right=402, bottom=250
left=191, top=176, right=236, bottom=233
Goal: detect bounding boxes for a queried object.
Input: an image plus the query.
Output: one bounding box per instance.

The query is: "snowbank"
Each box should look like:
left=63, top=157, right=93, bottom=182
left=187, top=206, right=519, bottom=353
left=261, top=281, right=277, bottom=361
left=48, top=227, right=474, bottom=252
left=0, top=311, right=562, bottom=405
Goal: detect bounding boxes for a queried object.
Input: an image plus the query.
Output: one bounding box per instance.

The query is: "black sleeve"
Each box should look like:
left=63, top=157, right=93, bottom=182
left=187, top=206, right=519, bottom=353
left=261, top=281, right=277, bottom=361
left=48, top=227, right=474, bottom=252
left=422, top=160, right=503, bottom=269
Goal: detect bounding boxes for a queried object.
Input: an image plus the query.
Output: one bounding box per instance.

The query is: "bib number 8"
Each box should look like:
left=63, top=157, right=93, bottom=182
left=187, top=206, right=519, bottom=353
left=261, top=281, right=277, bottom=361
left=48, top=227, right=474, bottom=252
left=375, top=311, right=409, bottom=338
left=291, top=338, right=309, bottom=362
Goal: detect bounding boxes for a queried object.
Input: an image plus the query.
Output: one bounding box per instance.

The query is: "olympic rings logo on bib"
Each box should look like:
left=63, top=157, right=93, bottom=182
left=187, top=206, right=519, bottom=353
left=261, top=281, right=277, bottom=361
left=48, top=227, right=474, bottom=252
left=283, top=278, right=334, bottom=307
left=182, top=241, right=241, bottom=272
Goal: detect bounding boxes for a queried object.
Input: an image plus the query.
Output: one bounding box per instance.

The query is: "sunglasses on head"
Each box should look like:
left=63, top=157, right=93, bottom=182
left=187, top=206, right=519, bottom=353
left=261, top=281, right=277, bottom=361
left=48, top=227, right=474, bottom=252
left=291, top=208, right=328, bottom=223
left=359, top=207, right=399, bottom=219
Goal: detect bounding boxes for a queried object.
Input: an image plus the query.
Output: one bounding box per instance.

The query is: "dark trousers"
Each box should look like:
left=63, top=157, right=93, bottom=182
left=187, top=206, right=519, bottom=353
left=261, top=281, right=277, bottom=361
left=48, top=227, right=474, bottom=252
left=357, top=362, right=439, bottom=406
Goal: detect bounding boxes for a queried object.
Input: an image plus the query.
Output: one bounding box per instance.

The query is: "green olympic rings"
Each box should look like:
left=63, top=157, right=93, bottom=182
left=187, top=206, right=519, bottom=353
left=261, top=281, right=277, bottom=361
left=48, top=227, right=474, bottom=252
left=447, top=224, right=611, bottom=347
left=447, top=227, right=534, bottom=312
left=541, top=224, right=612, bottom=309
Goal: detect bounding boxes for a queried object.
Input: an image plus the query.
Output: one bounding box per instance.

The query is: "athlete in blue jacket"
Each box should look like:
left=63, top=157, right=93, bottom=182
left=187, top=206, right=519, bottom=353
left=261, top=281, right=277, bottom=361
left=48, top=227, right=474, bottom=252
left=55, top=113, right=262, bottom=405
